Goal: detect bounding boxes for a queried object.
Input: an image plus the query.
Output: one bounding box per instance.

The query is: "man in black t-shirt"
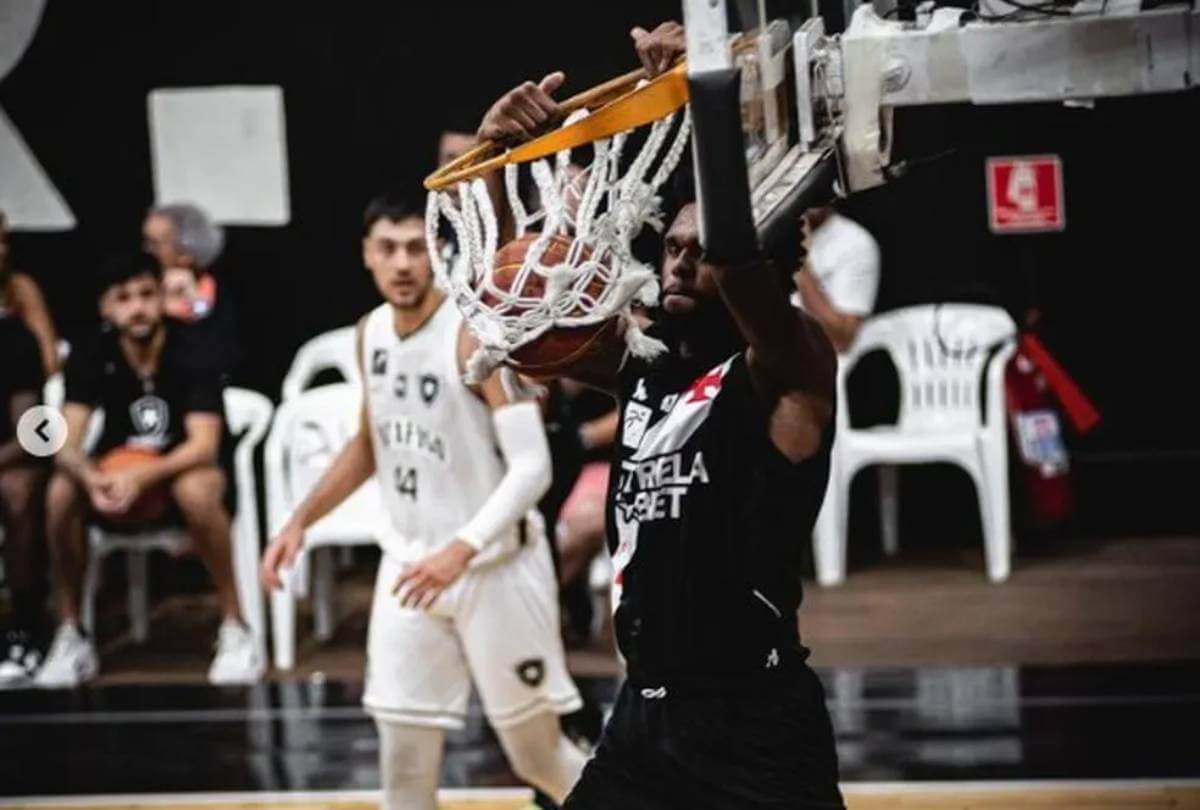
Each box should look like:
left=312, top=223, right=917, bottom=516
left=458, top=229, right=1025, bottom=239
left=0, top=319, right=49, bottom=686
left=35, top=253, right=261, bottom=688
left=478, top=22, right=844, bottom=809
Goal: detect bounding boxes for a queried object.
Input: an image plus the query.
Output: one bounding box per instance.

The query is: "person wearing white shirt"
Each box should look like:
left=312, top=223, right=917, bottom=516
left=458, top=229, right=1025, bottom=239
left=792, top=207, right=881, bottom=353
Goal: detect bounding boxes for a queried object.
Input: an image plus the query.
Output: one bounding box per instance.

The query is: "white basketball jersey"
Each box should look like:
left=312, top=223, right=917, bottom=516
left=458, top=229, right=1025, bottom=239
left=362, top=299, right=524, bottom=567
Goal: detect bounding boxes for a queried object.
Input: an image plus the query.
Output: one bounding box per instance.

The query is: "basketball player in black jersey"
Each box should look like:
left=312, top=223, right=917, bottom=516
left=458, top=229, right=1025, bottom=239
left=475, top=21, right=844, bottom=810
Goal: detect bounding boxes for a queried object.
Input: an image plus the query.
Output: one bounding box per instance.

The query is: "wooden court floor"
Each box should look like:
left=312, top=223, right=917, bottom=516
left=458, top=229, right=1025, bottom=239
left=4, top=783, right=1199, bottom=810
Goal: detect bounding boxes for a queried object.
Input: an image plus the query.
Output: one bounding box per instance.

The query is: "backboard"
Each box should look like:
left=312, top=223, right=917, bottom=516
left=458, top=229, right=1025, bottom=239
left=683, top=0, right=841, bottom=264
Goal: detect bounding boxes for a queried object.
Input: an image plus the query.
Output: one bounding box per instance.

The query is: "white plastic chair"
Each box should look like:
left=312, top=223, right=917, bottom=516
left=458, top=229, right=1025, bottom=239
left=79, top=388, right=273, bottom=666
left=265, top=383, right=384, bottom=670
left=280, top=326, right=365, bottom=603
left=813, top=304, right=1018, bottom=585
left=280, top=326, right=359, bottom=400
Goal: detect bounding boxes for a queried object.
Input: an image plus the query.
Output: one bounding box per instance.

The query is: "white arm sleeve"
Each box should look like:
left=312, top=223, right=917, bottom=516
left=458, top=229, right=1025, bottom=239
left=455, top=400, right=552, bottom=552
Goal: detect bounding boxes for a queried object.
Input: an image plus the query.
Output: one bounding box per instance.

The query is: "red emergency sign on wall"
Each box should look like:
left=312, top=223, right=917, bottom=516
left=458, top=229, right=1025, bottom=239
left=985, top=156, right=1065, bottom=234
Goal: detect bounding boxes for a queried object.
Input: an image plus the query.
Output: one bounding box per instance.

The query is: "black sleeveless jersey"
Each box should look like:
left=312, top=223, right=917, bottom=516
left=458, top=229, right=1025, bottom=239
left=606, top=340, right=833, bottom=688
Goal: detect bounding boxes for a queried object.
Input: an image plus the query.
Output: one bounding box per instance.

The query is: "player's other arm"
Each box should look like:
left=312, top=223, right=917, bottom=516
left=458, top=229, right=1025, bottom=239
left=458, top=338, right=553, bottom=552
left=715, top=249, right=836, bottom=464
left=261, top=317, right=376, bottom=590
left=392, top=327, right=553, bottom=609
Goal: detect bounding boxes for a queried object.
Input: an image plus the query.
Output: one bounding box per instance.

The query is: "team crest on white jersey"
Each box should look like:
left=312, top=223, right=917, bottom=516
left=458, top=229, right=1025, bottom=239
left=419, top=374, right=440, bottom=405
left=371, top=349, right=388, bottom=376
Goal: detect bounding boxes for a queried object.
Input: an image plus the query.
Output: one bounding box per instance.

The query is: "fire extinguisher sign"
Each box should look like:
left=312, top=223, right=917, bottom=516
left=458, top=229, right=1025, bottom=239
left=985, top=156, right=1065, bottom=234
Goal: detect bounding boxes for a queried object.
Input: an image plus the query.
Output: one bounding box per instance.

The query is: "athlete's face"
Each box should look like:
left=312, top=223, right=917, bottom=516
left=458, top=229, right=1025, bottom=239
left=363, top=216, right=434, bottom=310
left=105, top=273, right=164, bottom=342
left=661, top=203, right=720, bottom=319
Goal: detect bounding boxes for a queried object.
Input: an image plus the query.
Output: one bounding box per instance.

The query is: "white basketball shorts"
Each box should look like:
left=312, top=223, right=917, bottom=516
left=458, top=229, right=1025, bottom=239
left=362, top=536, right=581, bottom=730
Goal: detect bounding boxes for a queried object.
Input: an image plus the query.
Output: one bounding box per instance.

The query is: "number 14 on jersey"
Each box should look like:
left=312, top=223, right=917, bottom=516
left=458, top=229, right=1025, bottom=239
left=393, top=465, right=418, bottom=500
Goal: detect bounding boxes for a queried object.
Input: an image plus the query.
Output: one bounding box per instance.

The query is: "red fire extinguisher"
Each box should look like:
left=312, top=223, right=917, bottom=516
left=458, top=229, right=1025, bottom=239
left=1005, top=331, right=1101, bottom=529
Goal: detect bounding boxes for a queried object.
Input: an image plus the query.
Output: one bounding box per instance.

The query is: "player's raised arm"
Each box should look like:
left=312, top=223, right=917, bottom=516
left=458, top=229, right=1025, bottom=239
left=709, top=245, right=836, bottom=462
left=639, top=22, right=836, bottom=462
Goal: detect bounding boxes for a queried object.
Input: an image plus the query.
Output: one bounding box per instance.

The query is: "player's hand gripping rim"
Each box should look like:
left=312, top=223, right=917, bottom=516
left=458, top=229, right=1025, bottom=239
left=630, top=21, right=685, bottom=77
left=477, top=72, right=566, bottom=145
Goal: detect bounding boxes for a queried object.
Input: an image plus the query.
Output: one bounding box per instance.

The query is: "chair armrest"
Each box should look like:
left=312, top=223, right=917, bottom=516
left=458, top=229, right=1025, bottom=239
left=263, top=403, right=294, bottom=538
left=985, top=338, right=1018, bottom=430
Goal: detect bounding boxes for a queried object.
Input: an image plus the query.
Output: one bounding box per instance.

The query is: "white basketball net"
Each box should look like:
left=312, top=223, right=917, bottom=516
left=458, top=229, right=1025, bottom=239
left=426, top=107, right=692, bottom=382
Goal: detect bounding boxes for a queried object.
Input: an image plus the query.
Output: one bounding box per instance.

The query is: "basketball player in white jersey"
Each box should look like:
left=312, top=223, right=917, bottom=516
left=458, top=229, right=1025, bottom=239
left=261, top=196, right=587, bottom=810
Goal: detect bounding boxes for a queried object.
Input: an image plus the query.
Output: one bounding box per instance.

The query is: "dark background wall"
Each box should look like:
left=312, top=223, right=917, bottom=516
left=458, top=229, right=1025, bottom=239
left=2, top=0, right=682, bottom=390
left=4, top=1, right=1197, bottom=533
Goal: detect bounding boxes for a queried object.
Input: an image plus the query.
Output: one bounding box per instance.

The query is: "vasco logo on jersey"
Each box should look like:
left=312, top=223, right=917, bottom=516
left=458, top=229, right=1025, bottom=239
left=611, top=358, right=732, bottom=525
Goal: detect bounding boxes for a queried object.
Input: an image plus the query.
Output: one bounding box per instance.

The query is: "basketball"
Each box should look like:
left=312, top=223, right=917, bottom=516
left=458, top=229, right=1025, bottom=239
left=96, top=445, right=170, bottom=524
left=486, top=232, right=618, bottom=377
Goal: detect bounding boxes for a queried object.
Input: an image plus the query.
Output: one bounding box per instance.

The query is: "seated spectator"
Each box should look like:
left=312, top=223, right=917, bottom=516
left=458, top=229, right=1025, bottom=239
left=792, top=205, right=881, bottom=353
left=0, top=315, right=49, bottom=686
left=141, top=203, right=240, bottom=376
left=36, top=253, right=261, bottom=687
left=0, top=209, right=60, bottom=375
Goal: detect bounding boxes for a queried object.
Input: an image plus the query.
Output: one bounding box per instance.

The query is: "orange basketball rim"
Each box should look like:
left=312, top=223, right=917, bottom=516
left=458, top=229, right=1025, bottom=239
left=424, top=62, right=690, bottom=192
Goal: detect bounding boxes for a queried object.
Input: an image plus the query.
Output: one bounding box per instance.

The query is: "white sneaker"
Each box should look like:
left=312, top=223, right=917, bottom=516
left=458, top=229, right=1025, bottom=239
left=208, top=620, right=264, bottom=685
left=33, top=624, right=98, bottom=688
left=0, top=630, right=44, bottom=688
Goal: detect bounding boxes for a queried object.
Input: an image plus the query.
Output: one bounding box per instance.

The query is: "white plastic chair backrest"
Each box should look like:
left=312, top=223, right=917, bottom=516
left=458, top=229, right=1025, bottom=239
left=841, top=304, right=1016, bottom=433
left=280, top=327, right=359, bottom=400
left=264, top=382, right=379, bottom=542
left=225, top=387, right=274, bottom=440
left=223, top=387, right=273, bottom=525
